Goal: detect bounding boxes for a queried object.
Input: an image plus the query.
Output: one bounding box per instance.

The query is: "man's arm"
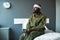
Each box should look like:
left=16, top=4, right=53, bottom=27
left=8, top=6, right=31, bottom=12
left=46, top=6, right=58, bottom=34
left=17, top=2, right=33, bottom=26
left=31, top=16, right=46, bottom=31
left=25, top=16, right=32, bottom=35
left=35, top=16, right=46, bottom=30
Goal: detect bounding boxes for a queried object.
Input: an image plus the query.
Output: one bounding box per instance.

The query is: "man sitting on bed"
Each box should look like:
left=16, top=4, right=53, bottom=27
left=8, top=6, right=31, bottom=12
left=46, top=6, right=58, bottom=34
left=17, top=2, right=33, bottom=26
left=19, top=3, right=46, bottom=40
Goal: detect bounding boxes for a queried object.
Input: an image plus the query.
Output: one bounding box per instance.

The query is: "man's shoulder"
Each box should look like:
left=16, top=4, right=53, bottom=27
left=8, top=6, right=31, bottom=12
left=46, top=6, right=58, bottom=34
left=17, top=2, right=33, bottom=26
left=28, top=14, right=33, bottom=20
left=29, top=14, right=33, bottom=18
left=41, top=12, right=46, bottom=18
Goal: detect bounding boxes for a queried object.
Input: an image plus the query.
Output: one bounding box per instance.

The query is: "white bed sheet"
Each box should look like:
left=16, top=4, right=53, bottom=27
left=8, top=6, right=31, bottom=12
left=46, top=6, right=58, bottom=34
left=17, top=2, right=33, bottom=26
left=34, top=32, right=60, bottom=40
left=34, top=26, right=60, bottom=40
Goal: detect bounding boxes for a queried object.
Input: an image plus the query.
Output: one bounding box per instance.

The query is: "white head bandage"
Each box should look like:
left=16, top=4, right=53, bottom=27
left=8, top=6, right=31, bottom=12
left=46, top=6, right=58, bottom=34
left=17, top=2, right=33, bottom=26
left=33, top=4, right=41, bottom=9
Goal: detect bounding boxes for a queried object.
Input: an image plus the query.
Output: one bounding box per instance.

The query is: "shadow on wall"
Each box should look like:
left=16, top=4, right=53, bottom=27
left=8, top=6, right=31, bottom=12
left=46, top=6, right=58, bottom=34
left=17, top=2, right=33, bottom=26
left=0, top=25, right=3, bottom=28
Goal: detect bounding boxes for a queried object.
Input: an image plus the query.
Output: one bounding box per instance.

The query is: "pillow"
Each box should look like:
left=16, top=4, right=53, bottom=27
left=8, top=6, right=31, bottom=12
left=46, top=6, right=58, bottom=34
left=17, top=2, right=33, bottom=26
left=44, top=26, right=54, bottom=33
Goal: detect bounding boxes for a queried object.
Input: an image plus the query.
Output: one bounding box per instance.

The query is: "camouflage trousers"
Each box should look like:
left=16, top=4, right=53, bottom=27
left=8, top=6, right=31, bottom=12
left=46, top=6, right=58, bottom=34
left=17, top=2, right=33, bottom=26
left=19, top=31, right=44, bottom=40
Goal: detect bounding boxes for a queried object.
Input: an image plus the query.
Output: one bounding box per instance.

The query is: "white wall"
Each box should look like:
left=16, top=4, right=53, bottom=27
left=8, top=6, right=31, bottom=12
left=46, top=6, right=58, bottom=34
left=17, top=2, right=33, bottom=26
left=56, top=0, right=60, bottom=32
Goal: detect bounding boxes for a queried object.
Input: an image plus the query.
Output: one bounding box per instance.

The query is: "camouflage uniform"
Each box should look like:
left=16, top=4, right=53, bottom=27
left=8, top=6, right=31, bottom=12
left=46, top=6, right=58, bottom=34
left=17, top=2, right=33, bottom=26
left=19, top=12, right=46, bottom=40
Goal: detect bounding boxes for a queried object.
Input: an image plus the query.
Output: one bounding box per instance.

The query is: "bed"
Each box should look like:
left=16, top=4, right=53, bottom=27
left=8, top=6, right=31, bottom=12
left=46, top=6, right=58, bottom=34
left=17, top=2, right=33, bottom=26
left=34, top=26, right=60, bottom=40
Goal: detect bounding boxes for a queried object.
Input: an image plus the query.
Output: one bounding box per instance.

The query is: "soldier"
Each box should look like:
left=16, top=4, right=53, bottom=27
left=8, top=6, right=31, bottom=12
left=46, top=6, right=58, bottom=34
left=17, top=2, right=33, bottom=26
left=19, top=3, right=46, bottom=40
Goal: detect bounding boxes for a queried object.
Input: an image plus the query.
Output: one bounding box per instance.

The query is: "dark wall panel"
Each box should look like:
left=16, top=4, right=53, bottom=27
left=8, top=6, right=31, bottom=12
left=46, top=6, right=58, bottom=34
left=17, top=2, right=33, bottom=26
left=0, top=0, right=56, bottom=40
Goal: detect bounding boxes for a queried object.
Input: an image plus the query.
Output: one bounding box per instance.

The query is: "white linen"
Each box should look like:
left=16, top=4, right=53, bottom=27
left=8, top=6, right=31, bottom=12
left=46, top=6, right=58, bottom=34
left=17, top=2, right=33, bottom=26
left=34, top=26, right=60, bottom=40
left=34, top=32, right=60, bottom=40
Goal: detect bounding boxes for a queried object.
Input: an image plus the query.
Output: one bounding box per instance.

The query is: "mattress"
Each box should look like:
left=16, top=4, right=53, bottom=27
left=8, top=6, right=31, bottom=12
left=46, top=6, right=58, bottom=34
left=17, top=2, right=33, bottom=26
left=34, top=26, right=60, bottom=40
left=34, top=32, right=60, bottom=40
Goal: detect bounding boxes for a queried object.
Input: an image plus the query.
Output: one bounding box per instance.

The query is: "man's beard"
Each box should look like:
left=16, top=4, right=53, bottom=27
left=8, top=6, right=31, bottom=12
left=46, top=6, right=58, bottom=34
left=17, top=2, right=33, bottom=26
left=33, top=10, right=40, bottom=14
left=34, top=11, right=39, bottom=13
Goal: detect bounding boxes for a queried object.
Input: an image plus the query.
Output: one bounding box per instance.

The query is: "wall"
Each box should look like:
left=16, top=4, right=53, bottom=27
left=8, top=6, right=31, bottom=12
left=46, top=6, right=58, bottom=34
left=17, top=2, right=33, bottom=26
left=0, top=0, right=55, bottom=40
left=56, top=0, right=60, bottom=32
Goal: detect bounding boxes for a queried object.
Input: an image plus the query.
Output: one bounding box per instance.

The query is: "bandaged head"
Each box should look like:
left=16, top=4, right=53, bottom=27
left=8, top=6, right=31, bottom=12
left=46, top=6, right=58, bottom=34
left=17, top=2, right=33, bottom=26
left=33, top=4, right=41, bottom=9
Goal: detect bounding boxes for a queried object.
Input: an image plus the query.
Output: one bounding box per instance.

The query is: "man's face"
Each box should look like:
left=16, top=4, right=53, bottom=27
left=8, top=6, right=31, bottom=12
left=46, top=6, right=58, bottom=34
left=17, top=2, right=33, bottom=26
left=33, top=7, right=40, bottom=13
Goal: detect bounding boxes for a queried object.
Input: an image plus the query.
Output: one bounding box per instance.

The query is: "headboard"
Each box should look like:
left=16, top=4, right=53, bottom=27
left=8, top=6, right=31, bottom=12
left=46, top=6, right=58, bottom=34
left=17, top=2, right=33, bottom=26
left=14, top=18, right=49, bottom=29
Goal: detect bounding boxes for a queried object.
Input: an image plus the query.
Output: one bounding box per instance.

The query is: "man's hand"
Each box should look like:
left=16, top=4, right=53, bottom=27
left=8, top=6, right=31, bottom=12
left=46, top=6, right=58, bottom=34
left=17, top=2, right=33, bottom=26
left=25, top=29, right=31, bottom=35
left=25, top=27, right=37, bottom=35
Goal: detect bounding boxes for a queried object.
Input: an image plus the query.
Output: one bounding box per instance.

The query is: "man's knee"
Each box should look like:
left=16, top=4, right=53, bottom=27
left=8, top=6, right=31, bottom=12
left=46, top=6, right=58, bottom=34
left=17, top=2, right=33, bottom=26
left=26, top=31, right=40, bottom=40
left=30, top=31, right=40, bottom=35
left=29, top=31, right=40, bottom=38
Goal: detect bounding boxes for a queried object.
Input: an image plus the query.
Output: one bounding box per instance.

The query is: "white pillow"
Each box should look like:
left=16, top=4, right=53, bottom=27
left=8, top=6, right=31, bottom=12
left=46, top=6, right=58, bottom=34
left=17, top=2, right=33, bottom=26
left=34, top=32, right=60, bottom=40
left=44, top=26, right=54, bottom=33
